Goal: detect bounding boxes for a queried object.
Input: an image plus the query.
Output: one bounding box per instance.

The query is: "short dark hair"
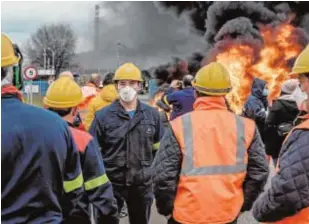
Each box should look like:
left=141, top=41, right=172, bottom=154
left=195, top=90, right=210, bottom=98
left=48, top=108, right=72, bottom=117
left=302, top=73, right=309, bottom=79
left=1, top=67, right=8, bottom=80
left=103, top=72, right=115, bottom=86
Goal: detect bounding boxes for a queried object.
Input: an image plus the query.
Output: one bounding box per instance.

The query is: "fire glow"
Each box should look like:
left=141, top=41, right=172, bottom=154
left=215, top=23, right=305, bottom=113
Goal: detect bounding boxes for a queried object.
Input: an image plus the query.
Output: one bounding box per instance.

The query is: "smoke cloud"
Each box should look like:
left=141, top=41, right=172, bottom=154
left=76, top=2, right=205, bottom=71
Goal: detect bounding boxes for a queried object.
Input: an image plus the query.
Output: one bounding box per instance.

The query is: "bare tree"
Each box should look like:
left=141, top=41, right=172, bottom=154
left=25, top=23, right=77, bottom=77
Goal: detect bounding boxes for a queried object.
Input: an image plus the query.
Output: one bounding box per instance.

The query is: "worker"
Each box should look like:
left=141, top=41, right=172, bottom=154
left=253, top=44, right=309, bottom=224
left=152, top=62, right=269, bottom=224
left=84, top=72, right=118, bottom=130
left=89, top=63, right=164, bottom=224
left=1, top=34, right=84, bottom=223
left=44, top=76, right=119, bottom=224
left=263, top=79, right=299, bottom=166
left=243, top=78, right=268, bottom=141
left=160, top=75, right=196, bottom=120
left=79, top=73, right=101, bottom=122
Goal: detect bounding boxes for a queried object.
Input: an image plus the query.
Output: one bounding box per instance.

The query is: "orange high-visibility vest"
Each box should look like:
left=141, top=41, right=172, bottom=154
left=69, top=126, right=92, bottom=153
left=262, top=119, right=309, bottom=224
left=171, top=108, right=256, bottom=224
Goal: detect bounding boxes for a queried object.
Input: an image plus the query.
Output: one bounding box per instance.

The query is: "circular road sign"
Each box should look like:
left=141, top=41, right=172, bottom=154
left=24, top=65, right=38, bottom=80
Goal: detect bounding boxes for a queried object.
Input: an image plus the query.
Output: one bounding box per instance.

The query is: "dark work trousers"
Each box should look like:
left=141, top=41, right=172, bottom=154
left=113, top=185, right=153, bottom=224
left=168, top=217, right=238, bottom=224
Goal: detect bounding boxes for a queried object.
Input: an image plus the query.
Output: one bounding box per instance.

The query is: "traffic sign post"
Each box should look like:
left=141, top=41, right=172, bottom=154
left=23, top=65, right=38, bottom=105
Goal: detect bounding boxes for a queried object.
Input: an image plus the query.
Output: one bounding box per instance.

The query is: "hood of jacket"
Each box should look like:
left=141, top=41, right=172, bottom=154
left=276, top=99, right=299, bottom=114
left=99, top=84, right=118, bottom=102
left=251, top=78, right=266, bottom=100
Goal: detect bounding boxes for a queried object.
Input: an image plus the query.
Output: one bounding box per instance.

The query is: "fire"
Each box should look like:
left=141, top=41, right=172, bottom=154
left=250, top=23, right=303, bottom=103
left=216, top=44, right=255, bottom=114
left=150, top=91, right=165, bottom=111
left=150, top=91, right=171, bottom=119
left=211, top=22, right=305, bottom=113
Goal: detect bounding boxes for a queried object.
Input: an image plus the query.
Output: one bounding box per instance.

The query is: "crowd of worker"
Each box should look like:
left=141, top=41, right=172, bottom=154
left=2, top=31, right=309, bottom=224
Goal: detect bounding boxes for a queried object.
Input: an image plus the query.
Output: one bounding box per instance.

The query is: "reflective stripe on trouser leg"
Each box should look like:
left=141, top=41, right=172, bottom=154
left=180, top=114, right=247, bottom=176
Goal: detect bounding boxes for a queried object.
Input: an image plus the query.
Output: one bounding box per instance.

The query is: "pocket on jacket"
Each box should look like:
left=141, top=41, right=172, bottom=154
left=140, top=159, right=153, bottom=185
left=141, top=120, right=156, bottom=137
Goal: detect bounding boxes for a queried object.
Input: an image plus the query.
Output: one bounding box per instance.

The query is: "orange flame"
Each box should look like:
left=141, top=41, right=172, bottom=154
left=150, top=91, right=171, bottom=119
left=212, top=22, right=305, bottom=113
left=150, top=92, right=165, bottom=111
left=216, top=44, right=255, bottom=114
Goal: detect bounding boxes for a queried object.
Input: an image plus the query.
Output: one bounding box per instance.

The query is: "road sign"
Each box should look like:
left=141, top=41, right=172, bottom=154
left=24, top=65, right=38, bottom=80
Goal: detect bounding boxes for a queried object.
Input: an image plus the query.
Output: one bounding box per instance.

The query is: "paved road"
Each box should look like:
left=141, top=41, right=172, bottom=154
left=118, top=94, right=275, bottom=224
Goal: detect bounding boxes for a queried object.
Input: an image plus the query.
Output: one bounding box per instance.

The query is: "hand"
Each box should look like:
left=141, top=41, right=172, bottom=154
left=170, top=80, right=180, bottom=88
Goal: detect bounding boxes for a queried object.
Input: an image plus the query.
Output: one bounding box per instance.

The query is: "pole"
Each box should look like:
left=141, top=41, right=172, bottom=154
left=47, top=58, right=50, bottom=70
left=52, top=52, right=55, bottom=75
left=116, top=41, right=120, bottom=67
left=43, top=48, right=46, bottom=72
left=30, top=80, right=33, bottom=104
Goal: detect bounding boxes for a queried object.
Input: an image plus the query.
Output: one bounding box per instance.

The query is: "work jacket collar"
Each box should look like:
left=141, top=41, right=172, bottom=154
left=193, top=96, right=228, bottom=111
left=110, top=99, right=147, bottom=112
left=1, top=84, right=24, bottom=102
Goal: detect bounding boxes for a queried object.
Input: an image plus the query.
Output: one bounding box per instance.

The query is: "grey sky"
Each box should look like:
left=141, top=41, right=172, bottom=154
left=1, top=1, right=206, bottom=69
left=1, top=1, right=97, bottom=52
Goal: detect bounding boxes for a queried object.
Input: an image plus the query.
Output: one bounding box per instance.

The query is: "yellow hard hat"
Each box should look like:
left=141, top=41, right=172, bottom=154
left=192, top=62, right=232, bottom=96
left=290, top=44, right=309, bottom=76
left=113, top=63, right=143, bottom=82
left=1, top=33, right=20, bottom=67
left=59, top=71, right=74, bottom=79
left=44, top=77, right=84, bottom=108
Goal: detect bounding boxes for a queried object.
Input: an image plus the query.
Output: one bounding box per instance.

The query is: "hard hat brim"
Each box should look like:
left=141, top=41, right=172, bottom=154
left=43, top=97, right=84, bottom=109
left=192, top=82, right=231, bottom=96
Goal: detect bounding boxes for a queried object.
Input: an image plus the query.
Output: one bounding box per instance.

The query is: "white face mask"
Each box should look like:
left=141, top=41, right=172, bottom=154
left=119, top=86, right=137, bottom=102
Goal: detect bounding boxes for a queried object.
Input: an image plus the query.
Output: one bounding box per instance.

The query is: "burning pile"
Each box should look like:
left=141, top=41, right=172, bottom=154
left=151, top=2, right=309, bottom=116
left=204, top=22, right=307, bottom=114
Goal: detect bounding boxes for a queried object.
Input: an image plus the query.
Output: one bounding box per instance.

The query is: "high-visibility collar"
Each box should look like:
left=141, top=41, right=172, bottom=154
left=193, top=96, right=227, bottom=111
left=1, top=84, right=24, bottom=102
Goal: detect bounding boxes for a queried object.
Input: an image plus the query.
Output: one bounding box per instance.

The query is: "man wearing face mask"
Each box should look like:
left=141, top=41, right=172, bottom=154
left=89, top=63, right=164, bottom=224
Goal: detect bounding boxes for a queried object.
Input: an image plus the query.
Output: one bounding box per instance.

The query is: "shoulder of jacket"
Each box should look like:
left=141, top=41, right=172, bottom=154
left=96, top=102, right=114, bottom=117
left=24, top=104, right=67, bottom=127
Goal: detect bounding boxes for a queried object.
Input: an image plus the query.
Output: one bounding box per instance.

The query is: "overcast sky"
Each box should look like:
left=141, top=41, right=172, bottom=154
left=1, top=1, right=206, bottom=69
left=1, top=1, right=98, bottom=52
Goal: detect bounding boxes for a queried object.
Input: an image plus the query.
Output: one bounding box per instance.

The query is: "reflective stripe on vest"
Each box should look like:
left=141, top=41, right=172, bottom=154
left=181, top=113, right=246, bottom=176
left=171, top=111, right=255, bottom=224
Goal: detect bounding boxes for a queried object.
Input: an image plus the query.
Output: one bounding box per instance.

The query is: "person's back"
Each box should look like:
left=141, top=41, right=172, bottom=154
left=243, top=78, right=267, bottom=138
left=264, top=79, right=300, bottom=163
left=1, top=33, right=83, bottom=224
left=169, top=98, right=262, bottom=223
left=1, top=97, right=83, bottom=223
left=84, top=84, right=118, bottom=130
left=152, top=62, right=269, bottom=224
left=164, top=75, right=195, bottom=120
left=168, top=87, right=195, bottom=119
